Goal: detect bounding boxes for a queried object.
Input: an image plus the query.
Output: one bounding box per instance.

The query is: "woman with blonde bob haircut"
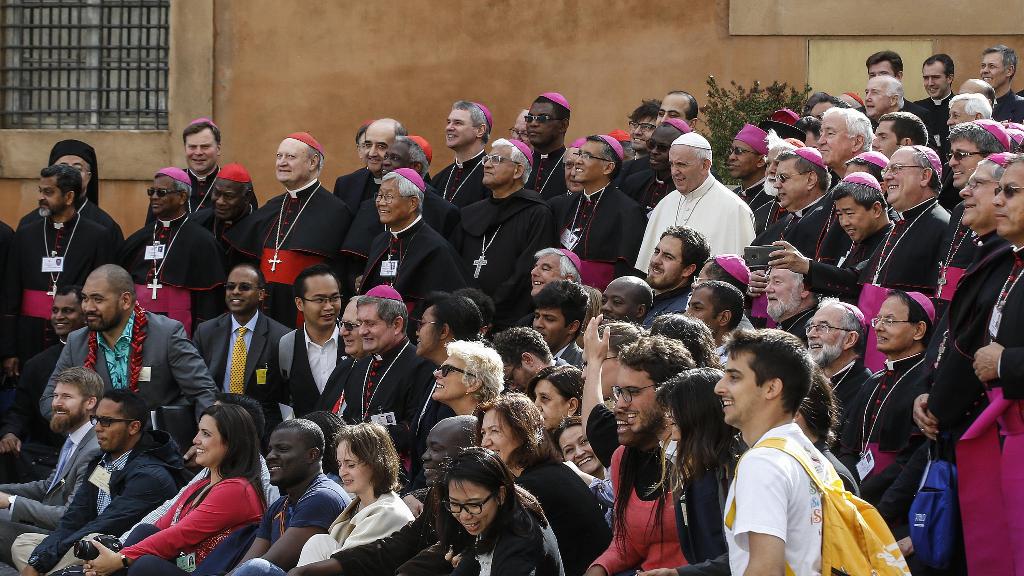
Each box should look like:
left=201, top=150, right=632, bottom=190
left=431, top=340, right=504, bottom=416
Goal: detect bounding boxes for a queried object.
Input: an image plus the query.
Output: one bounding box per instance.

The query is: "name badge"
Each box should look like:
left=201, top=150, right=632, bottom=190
left=371, top=412, right=397, bottom=426
left=856, top=450, right=875, bottom=480
left=989, top=306, right=1003, bottom=339
left=144, top=244, right=166, bottom=261
left=175, top=552, right=197, bottom=572
left=139, top=367, right=152, bottom=382
left=380, top=259, right=398, bottom=278
left=41, top=257, right=64, bottom=273
left=88, top=465, right=112, bottom=493
left=560, top=229, right=579, bottom=250
left=256, top=368, right=267, bottom=385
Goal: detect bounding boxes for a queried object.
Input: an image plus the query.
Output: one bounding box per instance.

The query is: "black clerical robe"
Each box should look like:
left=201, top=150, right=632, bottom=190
left=188, top=207, right=254, bottom=273
left=735, top=179, right=772, bottom=213
left=830, top=358, right=872, bottom=425
left=548, top=185, right=646, bottom=290
left=339, top=339, right=436, bottom=456
left=977, top=246, right=1024, bottom=399
left=914, top=93, right=953, bottom=160
left=1, top=214, right=114, bottom=363
left=145, top=166, right=258, bottom=223
left=531, top=147, right=570, bottom=200
left=621, top=169, right=673, bottom=214
left=433, top=151, right=490, bottom=208
left=614, top=156, right=650, bottom=188
left=752, top=195, right=786, bottom=235
left=899, top=100, right=933, bottom=127
left=224, top=180, right=353, bottom=328
left=453, top=188, right=556, bottom=330
left=993, top=90, right=1024, bottom=123
left=754, top=191, right=848, bottom=265
left=334, top=167, right=380, bottom=214
left=358, top=218, right=469, bottom=307
left=339, top=187, right=461, bottom=291
left=934, top=203, right=978, bottom=317
left=120, top=216, right=225, bottom=336
left=926, top=233, right=1010, bottom=437
left=776, top=306, right=816, bottom=344
left=839, top=353, right=929, bottom=504
left=860, top=199, right=950, bottom=295
left=19, top=199, right=124, bottom=246
left=807, top=222, right=893, bottom=301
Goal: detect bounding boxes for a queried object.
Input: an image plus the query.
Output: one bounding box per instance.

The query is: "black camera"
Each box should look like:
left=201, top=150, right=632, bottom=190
left=72, top=534, right=123, bottom=560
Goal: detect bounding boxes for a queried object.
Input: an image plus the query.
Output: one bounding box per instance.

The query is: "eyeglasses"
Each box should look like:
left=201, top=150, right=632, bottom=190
left=375, top=194, right=402, bottom=204
left=436, top=364, right=478, bottom=379
left=414, top=318, right=439, bottom=329
left=805, top=321, right=853, bottom=335
left=881, top=164, right=926, bottom=176
left=146, top=187, right=177, bottom=197
left=443, top=492, right=495, bottom=515
left=996, top=184, right=1023, bottom=199
left=224, top=282, right=258, bottom=292
left=776, top=171, right=810, bottom=184
left=729, top=146, right=760, bottom=156
left=508, top=128, right=529, bottom=139
left=90, top=415, right=138, bottom=427
left=870, top=316, right=915, bottom=328
left=573, top=150, right=614, bottom=163
left=340, top=320, right=361, bottom=331
left=948, top=150, right=983, bottom=161
left=966, top=177, right=996, bottom=190
left=611, top=383, right=658, bottom=403
left=524, top=114, right=561, bottom=124
left=300, top=295, right=343, bottom=305
left=646, top=140, right=672, bottom=153
left=628, top=121, right=657, bottom=132
left=482, top=154, right=521, bottom=166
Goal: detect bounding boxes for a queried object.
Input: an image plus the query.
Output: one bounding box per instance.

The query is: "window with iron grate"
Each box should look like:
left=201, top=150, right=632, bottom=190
left=0, top=0, right=169, bottom=130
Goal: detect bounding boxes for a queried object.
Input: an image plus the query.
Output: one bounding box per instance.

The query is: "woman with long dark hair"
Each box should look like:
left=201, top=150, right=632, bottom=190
left=436, top=447, right=562, bottom=575
left=85, top=404, right=266, bottom=575
left=475, top=393, right=611, bottom=575
left=652, top=367, right=737, bottom=570
left=526, top=365, right=583, bottom=431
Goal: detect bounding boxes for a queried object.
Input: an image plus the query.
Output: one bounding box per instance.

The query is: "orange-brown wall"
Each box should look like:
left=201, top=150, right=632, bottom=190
left=1, top=0, right=1022, bottom=234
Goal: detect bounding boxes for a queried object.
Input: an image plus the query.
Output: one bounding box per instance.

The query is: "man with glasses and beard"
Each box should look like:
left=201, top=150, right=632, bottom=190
left=0, top=368, right=102, bottom=564
left=805, top=299, right=871, bottom=420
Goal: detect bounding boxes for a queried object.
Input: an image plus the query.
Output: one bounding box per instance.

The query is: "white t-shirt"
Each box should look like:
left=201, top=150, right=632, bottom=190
left=724, top=422, right=832, bottom=576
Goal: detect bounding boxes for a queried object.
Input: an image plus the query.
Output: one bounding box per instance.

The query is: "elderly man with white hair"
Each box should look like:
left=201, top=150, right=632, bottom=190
left=751, top=129, right=800, bottom=234
left=636, top=132, right=754, bottom=265
left=947, top=92, right=993, bottom=126
left=865, top=75, right=933, bottom=127
left=357, top=168, right=468, bottom=308
left=454, top=138, right=556, bottom=331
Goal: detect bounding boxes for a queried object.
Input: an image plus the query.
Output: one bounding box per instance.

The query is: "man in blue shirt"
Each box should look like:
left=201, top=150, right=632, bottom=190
left=229, top=419, right=349, bottom=575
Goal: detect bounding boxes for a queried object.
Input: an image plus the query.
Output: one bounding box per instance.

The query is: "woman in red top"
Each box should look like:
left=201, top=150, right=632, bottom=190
left=85, top=403, right=266, bottom=575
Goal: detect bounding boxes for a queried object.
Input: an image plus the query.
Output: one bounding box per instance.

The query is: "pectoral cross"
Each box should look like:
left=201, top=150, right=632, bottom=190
left=472, top=255, right=488, bottom=279
left=268, top=251, right=283, bottom=273
left=46, top=283, right=57, bottom=297
left=936, top=268, right=947, bottom=289
left=147, top=279, right=162, bottom=299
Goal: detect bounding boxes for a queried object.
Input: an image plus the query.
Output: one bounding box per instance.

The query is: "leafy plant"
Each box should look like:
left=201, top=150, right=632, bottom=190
left=701, top=76, right=811, bottom=185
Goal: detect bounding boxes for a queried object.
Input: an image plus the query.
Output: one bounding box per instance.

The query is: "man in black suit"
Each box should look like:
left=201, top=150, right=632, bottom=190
left=333, top=118, right=407, bottom=213
left=192, top=263, right=290, bottom=436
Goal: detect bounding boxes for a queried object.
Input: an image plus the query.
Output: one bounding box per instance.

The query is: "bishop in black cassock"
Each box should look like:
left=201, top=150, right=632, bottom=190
left=433, top=101, right=496, bottom=208
left=526, top=92, right=572, bottom=200
left=357, top=169, right=468, bottom=312
left=187, top=163, right=258, bottom=273
left=1, top=165, right=113, bottom=367
left=334, top=118, right=404, bottom=213
left=120, top=168, right=225, bottom=337
left=225, top=133, right=352, bottom=327
left=549, top=136, right=646, bottom=291
left=453, top=139, right=556, bottom=331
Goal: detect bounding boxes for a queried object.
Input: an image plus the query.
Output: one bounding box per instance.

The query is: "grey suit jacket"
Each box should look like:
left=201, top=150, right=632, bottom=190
left=42, top=312, right=217, bottom=421
left=0, top=427, right=100, bottom=530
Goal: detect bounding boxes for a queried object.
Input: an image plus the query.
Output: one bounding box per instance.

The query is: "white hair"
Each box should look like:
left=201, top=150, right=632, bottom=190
left=490, top=138, right=532, bottom=184
left=950, top=93, right=993, bottom=120
left=874, top=75, right=905, bottom=108
left=534, top=248, right=581, bottom=281
left=381, top=171, right=423, bottom=214
left=823, top=107, right=874, bottom=152
left=766, top=129, right=798, bottom=154
left=445, top=340, right=504, bottom=402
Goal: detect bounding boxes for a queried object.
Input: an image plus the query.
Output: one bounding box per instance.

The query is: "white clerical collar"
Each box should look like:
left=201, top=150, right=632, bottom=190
left=373, top=177, right=382, bottom=185
left=793, top=192, right=826, bottom=217
left=159, top=213, right=188, bottom=228
left=390, top=215, right=423, bottom=237
left=583, top=185, right=607, bottom=201
left=679, top=174, right=714, bottom=201
left=455, top=147, right=485, bottom=168
left=52, top=220, right=64, bottom=229
left=188, top=166, right=217, bottom=183
left=285, top=178, right=319, bottom=199
left=932, top=94, right=950, bottom=105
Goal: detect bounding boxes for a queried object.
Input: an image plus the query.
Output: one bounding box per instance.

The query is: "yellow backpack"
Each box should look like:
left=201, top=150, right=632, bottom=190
left=725, top=436, right=911, bottom=576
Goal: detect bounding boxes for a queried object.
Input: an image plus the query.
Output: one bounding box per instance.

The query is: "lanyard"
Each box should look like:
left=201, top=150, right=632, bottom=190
left=859, top=357, right=924, bottom=454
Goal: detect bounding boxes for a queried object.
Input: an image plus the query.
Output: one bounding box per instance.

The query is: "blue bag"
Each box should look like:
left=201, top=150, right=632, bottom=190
left=908, top=441, right=957, bottom=569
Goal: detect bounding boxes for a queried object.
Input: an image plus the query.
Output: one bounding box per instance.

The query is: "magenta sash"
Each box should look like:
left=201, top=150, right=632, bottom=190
left=863, top=442, right=897, bottom=479
left=19, top=289, right=53, bottom=319
left=750, top=294, right=777, bottom=328
left=580, top=261, right=615, bottom=292
left=956, top=388, right=1024, bottom=575
left=857, top=283, right=888, bottom=372
left=937, top=266, right=965, bottom=302
left=134, top=284, right=193, bottom=337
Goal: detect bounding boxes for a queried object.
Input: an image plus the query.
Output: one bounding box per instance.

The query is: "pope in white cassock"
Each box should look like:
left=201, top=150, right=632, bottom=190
left=635, top=132, right=755, bottom=269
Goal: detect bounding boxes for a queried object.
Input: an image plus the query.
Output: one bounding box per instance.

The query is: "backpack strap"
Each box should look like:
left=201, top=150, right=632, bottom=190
left=278, top=330, right=296, bottom=380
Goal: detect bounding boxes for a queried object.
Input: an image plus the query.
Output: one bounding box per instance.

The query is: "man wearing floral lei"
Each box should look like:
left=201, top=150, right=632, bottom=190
left=40, top=264, right=217, bottom=423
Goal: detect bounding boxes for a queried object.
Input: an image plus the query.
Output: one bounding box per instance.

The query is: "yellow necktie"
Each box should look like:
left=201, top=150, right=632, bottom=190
left=229, top=327, right=248, bottom=394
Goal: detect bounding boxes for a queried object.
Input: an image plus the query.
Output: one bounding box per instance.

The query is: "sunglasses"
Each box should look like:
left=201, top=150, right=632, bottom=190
left=147, top=187, right=179, bottom=197
left=224, top=282, right=258, bottom=292
left=524, top=114, right=562, bottom=124
left=436, top=364, right=478, bottom=379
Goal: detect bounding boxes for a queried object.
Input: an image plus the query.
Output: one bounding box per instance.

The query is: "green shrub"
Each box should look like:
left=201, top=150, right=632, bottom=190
left=701, top=76, right=811, bottom=185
